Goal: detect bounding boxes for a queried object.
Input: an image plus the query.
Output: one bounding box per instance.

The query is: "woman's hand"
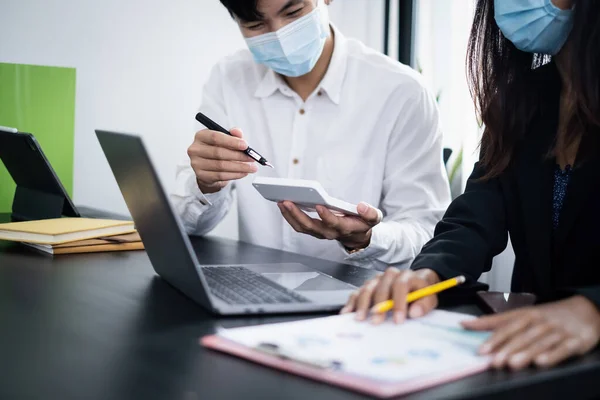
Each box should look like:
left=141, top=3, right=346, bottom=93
left=340, top=268, right=441, bottom=324
left=463, top=296, right=600, bottom=370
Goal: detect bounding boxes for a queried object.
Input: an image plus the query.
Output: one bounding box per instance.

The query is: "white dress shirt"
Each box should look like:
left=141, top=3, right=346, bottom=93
left=171, top=26, right=451, bottom=270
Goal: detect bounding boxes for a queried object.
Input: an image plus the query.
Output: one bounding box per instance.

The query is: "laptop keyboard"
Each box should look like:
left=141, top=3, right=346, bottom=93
left=201, top=266, right=310, bottom=305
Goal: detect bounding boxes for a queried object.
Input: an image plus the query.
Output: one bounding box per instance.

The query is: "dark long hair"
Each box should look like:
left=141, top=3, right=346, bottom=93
left=467, top=0, right=600, bottom=179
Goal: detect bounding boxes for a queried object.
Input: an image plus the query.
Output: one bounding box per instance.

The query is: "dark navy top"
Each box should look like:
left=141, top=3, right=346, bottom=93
left=552, top=164, right=572, bottom=230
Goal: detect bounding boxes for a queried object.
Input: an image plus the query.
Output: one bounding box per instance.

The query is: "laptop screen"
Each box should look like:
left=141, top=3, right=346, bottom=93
left=96, top=130, right=212, bottom=309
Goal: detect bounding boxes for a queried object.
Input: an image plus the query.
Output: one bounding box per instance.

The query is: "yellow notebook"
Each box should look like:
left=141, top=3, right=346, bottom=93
left=23, top=232, right=144, bottom=255
left=0, top=218, right=136, bottom=245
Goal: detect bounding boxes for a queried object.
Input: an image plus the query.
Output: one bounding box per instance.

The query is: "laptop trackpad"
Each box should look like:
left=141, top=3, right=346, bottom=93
left=262, top=272, right=352, bottom=291
left=262, top=272, right=355, bottom=304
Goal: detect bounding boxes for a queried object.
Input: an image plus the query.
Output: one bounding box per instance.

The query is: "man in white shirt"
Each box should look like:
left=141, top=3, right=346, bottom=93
left=171, top=0, right=451, bottom=270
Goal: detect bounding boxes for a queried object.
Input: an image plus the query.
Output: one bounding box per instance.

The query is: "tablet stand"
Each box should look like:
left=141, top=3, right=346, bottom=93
left=11, top=186, right=67, bottom=222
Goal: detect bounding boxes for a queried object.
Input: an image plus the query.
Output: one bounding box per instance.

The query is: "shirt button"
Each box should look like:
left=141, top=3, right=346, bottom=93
left=317, top=91, right=322, bottom=96
left=293, top=158, right=300, bottom=165
left=299, top=108, right=306, bottom=115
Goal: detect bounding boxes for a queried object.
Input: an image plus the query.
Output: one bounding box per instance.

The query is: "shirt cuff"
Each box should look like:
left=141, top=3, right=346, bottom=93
left=340, top=223, right=389, bottom=262
left=186, top=173, right=227, bottom=207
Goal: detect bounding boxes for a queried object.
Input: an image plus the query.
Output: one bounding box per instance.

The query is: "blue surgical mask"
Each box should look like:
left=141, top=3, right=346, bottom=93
left=494, top=0, right=574, bottom=55
left=244, top=1, right=330, bottom=77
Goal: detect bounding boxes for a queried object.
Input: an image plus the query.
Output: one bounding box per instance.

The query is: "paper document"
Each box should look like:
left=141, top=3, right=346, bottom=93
left=217, top=310, right=491, bottom=383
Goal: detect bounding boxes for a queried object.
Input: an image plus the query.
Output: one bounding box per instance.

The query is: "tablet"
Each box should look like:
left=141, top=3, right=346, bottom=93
left=252, top=177, right=359, bottom=216
left=0, top=127, right=80, bottom=221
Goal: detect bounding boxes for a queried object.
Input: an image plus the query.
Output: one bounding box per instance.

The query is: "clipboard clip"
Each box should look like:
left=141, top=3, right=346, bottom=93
left=255, top=342, right=343, bottom=371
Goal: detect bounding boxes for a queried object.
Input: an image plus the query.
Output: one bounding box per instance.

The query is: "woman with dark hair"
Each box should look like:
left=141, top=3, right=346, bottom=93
left=343, top=0, right=600, bottom=370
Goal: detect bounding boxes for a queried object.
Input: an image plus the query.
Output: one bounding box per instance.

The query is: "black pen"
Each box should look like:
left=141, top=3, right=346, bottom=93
left=195, top=112, right=274, bottom=169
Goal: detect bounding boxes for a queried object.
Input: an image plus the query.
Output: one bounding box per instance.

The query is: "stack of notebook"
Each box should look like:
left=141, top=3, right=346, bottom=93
left=0, top=218, right=144, bottom=255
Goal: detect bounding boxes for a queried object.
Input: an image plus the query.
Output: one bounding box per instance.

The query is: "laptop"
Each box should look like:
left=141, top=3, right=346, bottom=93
left=95, top=130, right=357, bottom=315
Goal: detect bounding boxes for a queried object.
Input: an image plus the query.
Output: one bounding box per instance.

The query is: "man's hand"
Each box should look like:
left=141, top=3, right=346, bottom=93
left=187, top=128, right=258, bottom=194
left=277, top=201, right=382, bottom=250
left=463, top=295, right=600, bottom=370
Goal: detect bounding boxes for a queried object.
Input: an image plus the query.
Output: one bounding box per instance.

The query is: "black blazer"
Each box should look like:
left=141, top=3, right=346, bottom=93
left=411, top=62, right=600, bottom=309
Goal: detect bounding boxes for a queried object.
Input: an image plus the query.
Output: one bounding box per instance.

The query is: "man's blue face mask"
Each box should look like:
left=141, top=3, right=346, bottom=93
left=244, top=1, right=330, bottom=77
left=494, top=0, right=574, bottom=56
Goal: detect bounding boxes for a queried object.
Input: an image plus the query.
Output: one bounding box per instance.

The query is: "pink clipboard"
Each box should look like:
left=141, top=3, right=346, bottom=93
left=201, top=335, right=491, bottom=398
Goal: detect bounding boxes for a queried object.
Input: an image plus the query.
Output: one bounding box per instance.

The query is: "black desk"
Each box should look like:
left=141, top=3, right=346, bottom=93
left=1, top=215, right=599, bottom=399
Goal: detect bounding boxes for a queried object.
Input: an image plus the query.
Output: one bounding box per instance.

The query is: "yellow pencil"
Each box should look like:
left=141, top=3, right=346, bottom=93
left=372, top=275, right=466, bottom=314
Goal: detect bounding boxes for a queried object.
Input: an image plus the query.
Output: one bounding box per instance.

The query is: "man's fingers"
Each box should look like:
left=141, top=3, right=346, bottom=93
left=278, top=203, right=308, bottom=234
left=196, top=129, right=248, bottom=151
left=316, top=206, right=343, bottom=231
left=316, top=206, right=364, bottom=239
left=196, top=171, right=249, bottom=185
left=280, top=203, right=338, bottom=239
left=315, top=205, right=378, bottom=238
left=229, top=127, right=244, bottom=139
left=192, top=158, right=258, bottom=174
left=278, top=203, right=332, bottom=239
left=197, top=178, right=227, bottom=191
left=357, top=202, right=382, bottom=226
left=189, top=144, right=255, bottom=163
left=282, top=202, right=336, bottom=238
left=283, top=202, right=315, bottom=231
left=188, top=128, right=256, bottom=191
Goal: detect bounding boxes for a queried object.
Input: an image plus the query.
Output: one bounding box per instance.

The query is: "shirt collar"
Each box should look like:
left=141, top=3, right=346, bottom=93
left=253, top=24, right=348, bottom=105
left=318, top=24, right=347, bottom=105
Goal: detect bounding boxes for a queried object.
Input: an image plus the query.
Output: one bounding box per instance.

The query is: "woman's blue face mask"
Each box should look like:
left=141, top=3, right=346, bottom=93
left=494, top=0, right=575, bottom=55
left=244, top=1, right=330, bottom=77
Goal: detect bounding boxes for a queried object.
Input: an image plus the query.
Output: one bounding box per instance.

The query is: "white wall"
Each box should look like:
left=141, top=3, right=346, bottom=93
left=329, top=0, right=384, bottom=50
left=1, top=0, right=243, bottom=235
left=0, top=0, right=515, bottom=289
left=0, top=0, right=385, bottom=240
